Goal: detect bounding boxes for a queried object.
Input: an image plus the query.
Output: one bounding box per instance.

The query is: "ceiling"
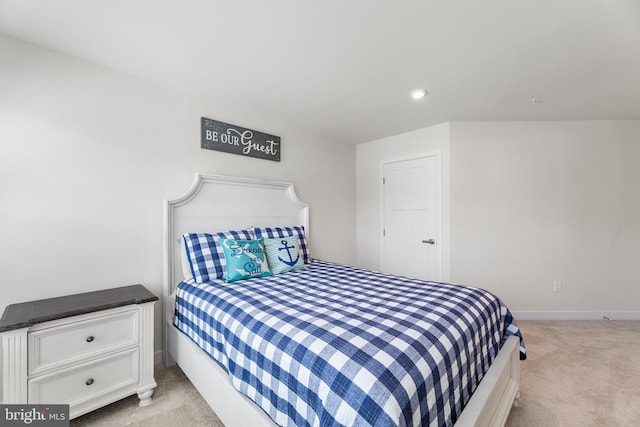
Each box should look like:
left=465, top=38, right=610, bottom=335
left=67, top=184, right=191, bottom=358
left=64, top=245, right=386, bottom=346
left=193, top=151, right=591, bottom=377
left=1, top=0, right=639, bottom=144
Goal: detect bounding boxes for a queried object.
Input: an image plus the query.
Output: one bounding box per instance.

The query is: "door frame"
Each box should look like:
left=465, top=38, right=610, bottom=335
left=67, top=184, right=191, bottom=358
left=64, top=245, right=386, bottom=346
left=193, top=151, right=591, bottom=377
left=379, top=151, right=443, bottom=281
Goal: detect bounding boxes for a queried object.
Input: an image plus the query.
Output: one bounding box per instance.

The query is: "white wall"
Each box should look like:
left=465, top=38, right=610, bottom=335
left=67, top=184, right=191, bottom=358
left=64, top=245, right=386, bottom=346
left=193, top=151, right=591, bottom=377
left=0, top=35, right=355, bottom=355
left=356, top=120, right=640, bottom=319
left=355, top=123, right=450, bottom=278
left=450, top=121, right=640, bottom=318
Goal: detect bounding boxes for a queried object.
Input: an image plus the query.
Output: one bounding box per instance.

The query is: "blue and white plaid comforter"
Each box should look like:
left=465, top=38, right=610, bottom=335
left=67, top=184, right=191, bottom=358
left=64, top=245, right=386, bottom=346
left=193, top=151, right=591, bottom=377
left=174, top=260, right=525, bottom=427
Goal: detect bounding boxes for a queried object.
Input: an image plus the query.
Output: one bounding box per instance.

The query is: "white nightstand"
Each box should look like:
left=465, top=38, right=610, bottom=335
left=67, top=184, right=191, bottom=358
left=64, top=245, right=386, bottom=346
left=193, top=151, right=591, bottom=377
left=1, top=285, right=158, bottom=419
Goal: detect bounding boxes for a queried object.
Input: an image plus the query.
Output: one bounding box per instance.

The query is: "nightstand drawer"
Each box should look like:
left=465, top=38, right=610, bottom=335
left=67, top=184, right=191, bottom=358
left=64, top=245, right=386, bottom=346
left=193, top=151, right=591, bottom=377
left=28, top=309, right=138, bottom=375
left=28, top=348, right=139, bottom=410
left=2, top=285, right=157, bottom=418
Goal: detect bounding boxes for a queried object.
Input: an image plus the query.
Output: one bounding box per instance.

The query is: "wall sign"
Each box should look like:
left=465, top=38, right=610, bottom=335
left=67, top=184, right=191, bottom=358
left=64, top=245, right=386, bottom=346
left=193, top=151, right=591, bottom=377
left=201, top=117, right=280, bottom=162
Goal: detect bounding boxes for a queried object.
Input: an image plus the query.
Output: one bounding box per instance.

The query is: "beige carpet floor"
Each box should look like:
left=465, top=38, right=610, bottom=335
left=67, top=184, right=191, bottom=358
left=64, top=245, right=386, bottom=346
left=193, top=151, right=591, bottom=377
left=71, top=320, right=640, bottom=426
left=506, top=320, right=640, bottom=427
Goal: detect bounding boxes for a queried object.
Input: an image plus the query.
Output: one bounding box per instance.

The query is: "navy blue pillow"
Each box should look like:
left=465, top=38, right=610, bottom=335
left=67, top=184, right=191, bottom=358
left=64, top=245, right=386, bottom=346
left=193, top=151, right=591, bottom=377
left=182, top=229, right=253, bottom=282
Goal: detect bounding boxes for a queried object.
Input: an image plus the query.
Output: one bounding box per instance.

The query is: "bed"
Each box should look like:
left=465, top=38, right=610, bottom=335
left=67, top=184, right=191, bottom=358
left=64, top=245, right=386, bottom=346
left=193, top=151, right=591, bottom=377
left=163, top=174, right=525, bottom=427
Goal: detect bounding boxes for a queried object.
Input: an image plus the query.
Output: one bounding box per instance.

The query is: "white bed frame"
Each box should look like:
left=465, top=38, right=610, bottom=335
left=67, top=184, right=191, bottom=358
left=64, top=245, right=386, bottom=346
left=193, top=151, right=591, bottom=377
left=163, top=173, right=520, bottom=427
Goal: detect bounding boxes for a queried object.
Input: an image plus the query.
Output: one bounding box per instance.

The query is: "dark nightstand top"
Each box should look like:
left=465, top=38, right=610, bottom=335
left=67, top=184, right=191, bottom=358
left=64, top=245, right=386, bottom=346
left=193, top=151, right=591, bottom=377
left=0, top=284, right=159, bottom=332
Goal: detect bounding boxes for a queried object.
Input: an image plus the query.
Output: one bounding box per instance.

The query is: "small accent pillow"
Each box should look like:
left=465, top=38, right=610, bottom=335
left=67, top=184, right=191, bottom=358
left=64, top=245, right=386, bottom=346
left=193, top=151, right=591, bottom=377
left=264, top=236, right=306, bottom=275
left=253, top=226, right=310, bottom=263
left=218, top=238, right=272, bottom=282
left=183, top=229, right=254, bottom=283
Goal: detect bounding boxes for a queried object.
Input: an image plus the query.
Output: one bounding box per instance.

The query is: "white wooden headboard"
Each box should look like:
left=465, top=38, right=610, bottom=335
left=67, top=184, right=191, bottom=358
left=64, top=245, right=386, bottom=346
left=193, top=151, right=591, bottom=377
left=162, top=174, right=309, bottom=299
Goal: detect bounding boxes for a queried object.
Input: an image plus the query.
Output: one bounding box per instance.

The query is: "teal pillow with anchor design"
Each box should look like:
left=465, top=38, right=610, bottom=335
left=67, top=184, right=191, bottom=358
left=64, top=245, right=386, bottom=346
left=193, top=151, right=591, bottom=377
left=264, top=235, right=306, bottom=275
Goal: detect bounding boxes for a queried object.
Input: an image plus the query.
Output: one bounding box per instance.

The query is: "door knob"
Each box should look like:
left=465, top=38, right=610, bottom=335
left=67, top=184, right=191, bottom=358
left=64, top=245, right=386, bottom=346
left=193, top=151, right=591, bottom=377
left=422, top=239, right=436, bottom=245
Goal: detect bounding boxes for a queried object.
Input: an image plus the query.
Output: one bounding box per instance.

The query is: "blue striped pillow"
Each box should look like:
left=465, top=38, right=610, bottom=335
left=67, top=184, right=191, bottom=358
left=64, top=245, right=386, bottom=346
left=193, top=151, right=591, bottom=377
left=182, top=229, right=253, bottom=283
left=264, top=236, right=306, bottom=275
left=253, top=226, right=310, bottom=264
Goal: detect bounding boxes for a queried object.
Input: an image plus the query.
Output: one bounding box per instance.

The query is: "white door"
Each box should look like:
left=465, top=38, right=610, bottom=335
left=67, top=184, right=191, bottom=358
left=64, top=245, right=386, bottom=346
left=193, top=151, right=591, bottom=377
left=382, top=155, right=441, bottom=281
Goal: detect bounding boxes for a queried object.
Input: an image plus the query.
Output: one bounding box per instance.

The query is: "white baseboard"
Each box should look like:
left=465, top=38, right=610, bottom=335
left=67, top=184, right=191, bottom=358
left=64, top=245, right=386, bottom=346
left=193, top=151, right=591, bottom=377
left=154, top=350, right=164, bottom=365
left=512, top=311, right=640, bottom=321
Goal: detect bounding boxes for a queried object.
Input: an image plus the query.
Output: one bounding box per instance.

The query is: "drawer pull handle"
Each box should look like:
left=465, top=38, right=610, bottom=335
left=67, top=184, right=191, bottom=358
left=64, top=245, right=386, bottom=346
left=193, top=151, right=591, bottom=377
left=85, top=378, right=94, bottom=386
left=86, top=336, right=95, bottom=343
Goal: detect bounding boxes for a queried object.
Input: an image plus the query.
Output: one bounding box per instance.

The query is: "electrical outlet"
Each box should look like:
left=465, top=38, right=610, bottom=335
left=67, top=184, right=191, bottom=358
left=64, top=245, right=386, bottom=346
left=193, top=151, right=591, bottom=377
left=553, top=280, right=562, bottom=293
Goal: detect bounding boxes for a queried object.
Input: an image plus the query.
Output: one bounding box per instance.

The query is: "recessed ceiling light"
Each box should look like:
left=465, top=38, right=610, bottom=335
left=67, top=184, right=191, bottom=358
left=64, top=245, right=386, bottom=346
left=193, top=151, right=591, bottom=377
left=410, top=89, right=427, bottom=100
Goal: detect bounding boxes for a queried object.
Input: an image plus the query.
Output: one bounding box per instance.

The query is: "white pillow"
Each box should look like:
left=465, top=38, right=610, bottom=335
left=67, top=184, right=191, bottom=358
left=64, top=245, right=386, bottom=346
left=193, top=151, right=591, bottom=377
left=180, top=238, right=193, bottom=281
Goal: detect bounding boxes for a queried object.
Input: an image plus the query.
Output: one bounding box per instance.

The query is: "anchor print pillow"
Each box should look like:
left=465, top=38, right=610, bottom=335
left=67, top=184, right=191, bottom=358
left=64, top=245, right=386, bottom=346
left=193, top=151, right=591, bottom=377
left=252, top=226, right=310, bottom=264
left=264, top=235, right=306, bottom=275
left=218, top=238, right=272, bottom=282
